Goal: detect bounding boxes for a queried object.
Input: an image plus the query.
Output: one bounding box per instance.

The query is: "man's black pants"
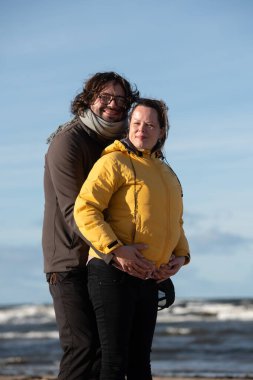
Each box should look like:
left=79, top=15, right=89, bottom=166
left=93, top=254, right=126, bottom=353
left=48, top=269, right=101, bottom=380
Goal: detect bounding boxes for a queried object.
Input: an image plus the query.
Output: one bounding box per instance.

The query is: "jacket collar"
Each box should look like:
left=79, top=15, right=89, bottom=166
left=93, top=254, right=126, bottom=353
left=120, top=137, right=164, bottom=159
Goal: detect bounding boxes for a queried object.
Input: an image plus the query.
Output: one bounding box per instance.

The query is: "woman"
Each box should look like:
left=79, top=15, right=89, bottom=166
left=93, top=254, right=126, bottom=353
left=74, top=98, right=190, bottom=380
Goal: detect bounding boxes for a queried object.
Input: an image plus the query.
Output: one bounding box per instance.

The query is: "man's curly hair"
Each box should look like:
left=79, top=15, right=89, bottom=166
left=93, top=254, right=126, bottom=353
left=71, top=72, right=139, bottom=116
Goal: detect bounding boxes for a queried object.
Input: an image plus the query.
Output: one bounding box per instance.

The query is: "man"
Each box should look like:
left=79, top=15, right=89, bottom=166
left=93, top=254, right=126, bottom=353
left=42, top=72, right=148, bottom=380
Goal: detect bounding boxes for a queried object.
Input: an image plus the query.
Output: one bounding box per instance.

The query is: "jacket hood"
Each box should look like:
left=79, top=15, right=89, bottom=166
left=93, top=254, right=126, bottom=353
left=102, top=138, right=164, bottom=159
left=102, top=139, right=129, bottom=156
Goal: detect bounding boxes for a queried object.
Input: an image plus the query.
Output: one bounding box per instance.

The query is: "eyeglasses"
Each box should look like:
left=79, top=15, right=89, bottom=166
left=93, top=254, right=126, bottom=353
left=98, top=93, right=128, bottom=108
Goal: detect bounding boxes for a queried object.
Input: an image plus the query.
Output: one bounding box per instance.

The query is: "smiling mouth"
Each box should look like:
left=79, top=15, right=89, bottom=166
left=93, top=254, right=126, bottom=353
left=106, top=108, right=119, bottom=112
left=136, top=135, right=147, bottom=139
left=104, top=107, right=122, bottom=114
left=102, top=107, right=123, bottom=121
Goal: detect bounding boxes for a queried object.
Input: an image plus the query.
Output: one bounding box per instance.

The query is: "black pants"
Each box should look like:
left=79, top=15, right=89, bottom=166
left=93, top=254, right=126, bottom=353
left=87, top=259, right=158, bottom=380
left=48, top=269, right=101, bottom=380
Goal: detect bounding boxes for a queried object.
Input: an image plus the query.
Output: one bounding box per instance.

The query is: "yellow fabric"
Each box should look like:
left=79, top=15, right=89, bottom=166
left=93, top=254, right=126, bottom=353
left=74, top=140, right=189, bottom=267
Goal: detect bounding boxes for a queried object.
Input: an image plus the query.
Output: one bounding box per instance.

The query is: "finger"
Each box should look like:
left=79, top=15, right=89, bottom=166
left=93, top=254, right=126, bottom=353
left=125, top=266, right=145, bottom=278
left=132, top=243, right=148, bottom=250
left=134, top=254, right=154, bottom=269
left=163, top=268, right=176, bottom=275
left=134, top=249, right=151, bottom=261
left=130, top=263, right=150, bottom=277
left=130, top=270, right=146, bottom=280
left=131, top=264, right=147, bottom=275
left=168, top=267, right=179, bottom=276
left=134, top=260, right=153, bottom=271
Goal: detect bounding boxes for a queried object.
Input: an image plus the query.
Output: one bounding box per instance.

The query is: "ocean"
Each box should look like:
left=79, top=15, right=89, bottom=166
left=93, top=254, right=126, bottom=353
left=0, top=299, right=253, bottom=378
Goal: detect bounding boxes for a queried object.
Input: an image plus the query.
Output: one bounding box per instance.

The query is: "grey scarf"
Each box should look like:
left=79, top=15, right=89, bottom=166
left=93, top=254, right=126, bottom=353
left=79, top=109, right=128, bottom=141
left=47, top=109, right=128, bottom=144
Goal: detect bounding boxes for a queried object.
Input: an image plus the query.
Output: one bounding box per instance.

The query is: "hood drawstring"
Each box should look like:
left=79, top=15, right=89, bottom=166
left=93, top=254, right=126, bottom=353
left=128, top=155, right=137, bottom=243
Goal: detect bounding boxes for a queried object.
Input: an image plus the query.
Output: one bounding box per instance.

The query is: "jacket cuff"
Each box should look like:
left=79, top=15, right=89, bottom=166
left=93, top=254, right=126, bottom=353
left=183, top=253, right=191, bottom=265
left=174, top=252, right=190, bottom=265
left=103, top=240, right=123, bottom=254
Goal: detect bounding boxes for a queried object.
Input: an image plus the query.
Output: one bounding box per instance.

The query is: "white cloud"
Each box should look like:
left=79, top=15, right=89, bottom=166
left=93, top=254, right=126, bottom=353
left=189, top=228, right=253, bottom=256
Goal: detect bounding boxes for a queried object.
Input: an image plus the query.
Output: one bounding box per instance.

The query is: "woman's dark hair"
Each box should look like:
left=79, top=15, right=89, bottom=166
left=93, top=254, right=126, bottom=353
left=71, top=72, right=139, bottom=116
left=129, top=98, right=170, bottom=150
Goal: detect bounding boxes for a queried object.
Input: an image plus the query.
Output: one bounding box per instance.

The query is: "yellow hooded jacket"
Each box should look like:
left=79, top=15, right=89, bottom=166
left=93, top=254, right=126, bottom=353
left=74, top=140, right=190, bottom=267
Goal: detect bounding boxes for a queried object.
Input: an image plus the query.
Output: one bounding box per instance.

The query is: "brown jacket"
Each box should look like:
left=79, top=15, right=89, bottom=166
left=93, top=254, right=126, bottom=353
left=42, top=117, right=110, bottom=273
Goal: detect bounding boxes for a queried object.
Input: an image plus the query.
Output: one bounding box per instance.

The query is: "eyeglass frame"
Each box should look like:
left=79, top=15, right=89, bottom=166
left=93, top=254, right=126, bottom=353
left=98, top=92, right=128, bottom=108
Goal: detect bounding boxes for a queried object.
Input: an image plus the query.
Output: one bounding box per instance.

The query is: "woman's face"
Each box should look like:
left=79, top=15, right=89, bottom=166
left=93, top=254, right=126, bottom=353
left=128, top=105, right=164, bottom=150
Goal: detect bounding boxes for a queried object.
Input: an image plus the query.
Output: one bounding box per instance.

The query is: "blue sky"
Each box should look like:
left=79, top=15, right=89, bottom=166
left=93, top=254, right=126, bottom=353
left=0, top=0, right=252, bottom=304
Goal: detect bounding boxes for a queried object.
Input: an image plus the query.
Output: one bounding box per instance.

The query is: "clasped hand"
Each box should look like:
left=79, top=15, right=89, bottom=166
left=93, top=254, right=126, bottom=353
left=152, top=255, right=185, bottom=281
left=111, top=245, right=185, bottom=280
left=111, top=244, right=154, bottom=280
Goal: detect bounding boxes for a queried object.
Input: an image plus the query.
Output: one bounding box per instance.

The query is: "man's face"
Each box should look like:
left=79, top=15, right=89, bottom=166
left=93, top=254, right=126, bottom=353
left=90, top=81, right=127, bottom=122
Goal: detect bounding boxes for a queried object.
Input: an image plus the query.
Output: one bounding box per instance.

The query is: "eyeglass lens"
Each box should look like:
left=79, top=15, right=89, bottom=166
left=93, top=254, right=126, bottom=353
left=99, top=93, right=127, bottom=108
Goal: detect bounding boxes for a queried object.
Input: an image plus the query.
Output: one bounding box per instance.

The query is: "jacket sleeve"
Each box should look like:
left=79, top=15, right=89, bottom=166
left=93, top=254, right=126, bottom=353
left=46, top=130, right=92, bottom=237
left=74, top=155, right=124, bottom=255
left=173, top=216, right=190, bottom=265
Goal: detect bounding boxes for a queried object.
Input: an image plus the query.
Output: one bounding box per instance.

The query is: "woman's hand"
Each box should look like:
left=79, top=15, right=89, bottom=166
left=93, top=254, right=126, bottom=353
left=152, top=255, right=186, bottom=281
left=111, top=244, right=155, bottom=279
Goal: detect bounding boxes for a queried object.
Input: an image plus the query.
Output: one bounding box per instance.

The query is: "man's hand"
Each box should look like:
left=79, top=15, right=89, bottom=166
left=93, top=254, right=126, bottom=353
left=112, top=244, right=155, bottom=279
